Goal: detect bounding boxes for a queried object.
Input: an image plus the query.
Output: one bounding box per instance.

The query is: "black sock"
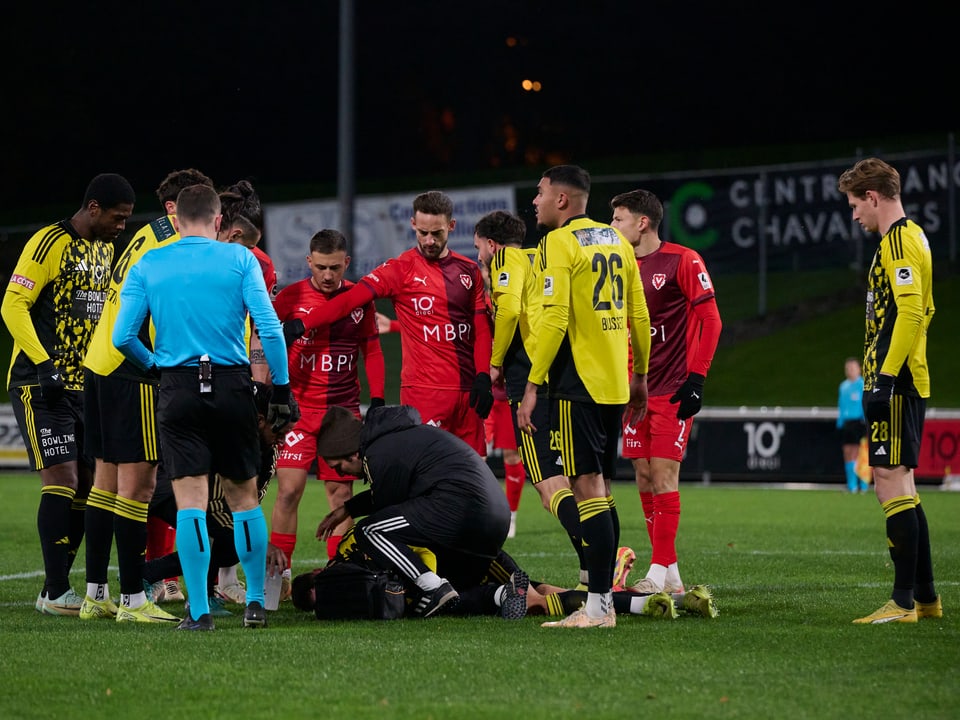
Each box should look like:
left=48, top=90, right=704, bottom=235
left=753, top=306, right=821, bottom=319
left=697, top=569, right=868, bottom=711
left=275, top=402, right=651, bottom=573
left=884, top=496, right=918, bottom=609
left=913, top=499, right=937, bottom=603
left=37, top=487, right=75, bottom=598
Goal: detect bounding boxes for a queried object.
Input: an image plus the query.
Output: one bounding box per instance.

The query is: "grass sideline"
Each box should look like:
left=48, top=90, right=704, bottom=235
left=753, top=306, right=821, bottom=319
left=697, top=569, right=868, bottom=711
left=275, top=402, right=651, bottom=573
left=2, top=472, right=958, bottom=719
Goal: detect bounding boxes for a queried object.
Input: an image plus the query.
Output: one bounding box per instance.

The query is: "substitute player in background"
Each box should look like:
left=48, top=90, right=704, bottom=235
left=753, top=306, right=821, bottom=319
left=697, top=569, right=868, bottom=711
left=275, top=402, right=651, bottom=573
left=517, top=165, right=651, bottom=629
left=81, top=168, right=214, bottom=622
left=282, top=191, right=494, bottom=454
left=609, top=189, right=722, bottom=595
left=2, top=173, right=134, bottom=615
left=838, top=157, right=940, bottom=624
left=475, top=210, right=586, bottom=579
left=270, top=229, right=385, bottom=579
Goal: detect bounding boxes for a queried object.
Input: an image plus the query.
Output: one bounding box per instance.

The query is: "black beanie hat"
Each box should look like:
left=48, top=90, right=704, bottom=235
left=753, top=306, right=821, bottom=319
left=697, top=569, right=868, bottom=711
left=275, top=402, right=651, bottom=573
left=316, top=406, right=362, bottom=458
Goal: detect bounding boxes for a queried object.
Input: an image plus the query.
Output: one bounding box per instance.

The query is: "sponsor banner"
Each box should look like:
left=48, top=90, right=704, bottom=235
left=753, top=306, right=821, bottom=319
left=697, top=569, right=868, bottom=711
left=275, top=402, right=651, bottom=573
left=486, top=410, right=960, bottom=483
left=0, top=405, right=28, bottom=468
left=594, top=151, right=958, bottom=275
left=265, top=186, right=515, bottom=289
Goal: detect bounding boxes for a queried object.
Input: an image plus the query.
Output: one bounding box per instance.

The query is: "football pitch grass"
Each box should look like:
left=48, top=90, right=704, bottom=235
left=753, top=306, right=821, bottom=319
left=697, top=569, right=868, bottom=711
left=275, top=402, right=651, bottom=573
left=1, top=473, right=957, bottom=719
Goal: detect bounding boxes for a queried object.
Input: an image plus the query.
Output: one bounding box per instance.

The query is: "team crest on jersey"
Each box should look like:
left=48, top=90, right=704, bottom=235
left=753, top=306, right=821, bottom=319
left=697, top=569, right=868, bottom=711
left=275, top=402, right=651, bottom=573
left=542, top=275, right=554, bottom=296
left=895, top=267, right=914, bottom=286
left=350, top=308, right=364, bottom=324
left=459, top=273, right=473, bottom=290
left=497, top=271, right=510, bottom=287
left=698, top=271, right=712, bottom=290
left=652, top=273, right=666, bottom=290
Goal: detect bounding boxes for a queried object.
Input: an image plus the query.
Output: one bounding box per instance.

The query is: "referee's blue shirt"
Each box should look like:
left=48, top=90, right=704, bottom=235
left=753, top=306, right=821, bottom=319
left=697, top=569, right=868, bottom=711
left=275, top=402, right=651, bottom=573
left=836, top=376, right=864, bottom=428
left=113, top=235, right=289, bottom=385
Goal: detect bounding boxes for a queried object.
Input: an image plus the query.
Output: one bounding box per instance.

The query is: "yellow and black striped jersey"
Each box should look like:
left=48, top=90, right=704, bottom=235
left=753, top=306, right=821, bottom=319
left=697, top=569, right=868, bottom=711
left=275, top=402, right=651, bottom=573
left=489, top=246, right=539, bottom=401
left=863, top=217, right=934, bottom=398
left=528, top=216, right=650, bottom=404
left=84, top=215, right=179, bottom=378
left=2, top=220, right=114, bottom=390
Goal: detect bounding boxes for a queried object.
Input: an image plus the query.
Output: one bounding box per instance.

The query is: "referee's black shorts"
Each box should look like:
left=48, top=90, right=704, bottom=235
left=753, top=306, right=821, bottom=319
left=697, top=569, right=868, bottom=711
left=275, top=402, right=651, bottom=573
left=158, top=366, right=260, bottom=482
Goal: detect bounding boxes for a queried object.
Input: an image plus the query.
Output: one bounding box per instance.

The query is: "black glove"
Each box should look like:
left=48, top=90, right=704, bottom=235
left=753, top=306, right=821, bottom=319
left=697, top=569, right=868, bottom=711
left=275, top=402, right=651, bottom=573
left=669, top=372, right=705, bottom=420
left=267, top=383, right=297, bottom=433
left=469, top=372, right=494, bottom=419
left=365, top=397, right=385, bottom=420
left=865, top=374, right=895, bottom=425
left=37, top=359, right=65, bottom=405
left=282, top=319, right=306, bottom=347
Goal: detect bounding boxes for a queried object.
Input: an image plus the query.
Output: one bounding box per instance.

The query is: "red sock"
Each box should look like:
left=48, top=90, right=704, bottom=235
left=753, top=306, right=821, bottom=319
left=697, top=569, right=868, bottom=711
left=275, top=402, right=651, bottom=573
left=650, top=491, right=681, bottom=567
left=326, top=534, right=342, bottom=561
left=504, top=461, right=525, bottom=512
left=270, top=531, right=298, bottom=569
left=146, top=516, right=172, bottom=562
left=639, top=491, right=655, bottom=545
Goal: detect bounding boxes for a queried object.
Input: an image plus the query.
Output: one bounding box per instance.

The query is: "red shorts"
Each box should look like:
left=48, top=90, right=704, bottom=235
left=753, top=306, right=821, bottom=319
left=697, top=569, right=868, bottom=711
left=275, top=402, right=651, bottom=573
left=621, top=394, right=692, bottom=463
left=277, top=405, right=359, bottom=482
left=485, top=398, right=517, bottom=451
left=402, top=386, right=486, bottom=456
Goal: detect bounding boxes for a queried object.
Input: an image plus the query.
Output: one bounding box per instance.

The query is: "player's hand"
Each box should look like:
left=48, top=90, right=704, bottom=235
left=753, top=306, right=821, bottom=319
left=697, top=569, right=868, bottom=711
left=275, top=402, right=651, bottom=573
left=516, top=382, right=539, bottom=435
left=267, top=383, right=298, bottom=433
left=865, top=374, right=894, bottom=425
left=624, top=373, right=648, bottom=426
left=266, top=543, right=288, bottom=577
left=669, top=372, right=705, bottom=420
left=317, top=506, right=350, bottom=541
left=365, top=397, right=385, bottom=420
left=282, top=318, right=305, bottom=347
left=490, top=365, right=503, bottom=388
left=375, top=312, right=394, bottom=334
left=469, top=372, right=494, bottom=419
left=36, top=360, right=65, bottom=405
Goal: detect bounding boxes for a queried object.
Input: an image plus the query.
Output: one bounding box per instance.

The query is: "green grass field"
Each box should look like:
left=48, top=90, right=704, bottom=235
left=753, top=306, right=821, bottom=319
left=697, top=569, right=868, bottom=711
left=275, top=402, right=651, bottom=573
left=2, top=472, right=958, bottom=719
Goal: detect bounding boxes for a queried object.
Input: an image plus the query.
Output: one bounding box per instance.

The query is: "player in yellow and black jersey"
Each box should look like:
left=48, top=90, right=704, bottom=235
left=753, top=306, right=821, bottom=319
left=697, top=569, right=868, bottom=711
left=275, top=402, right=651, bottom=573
left=476, top=211, right=586, bottom=582
left=1, top=173, right=135, bottom=616
left=838, top=157, right=940, bottom=625
left=516, top=165, right=650, bottom=629
left=79, top=168, right=214, bottom=624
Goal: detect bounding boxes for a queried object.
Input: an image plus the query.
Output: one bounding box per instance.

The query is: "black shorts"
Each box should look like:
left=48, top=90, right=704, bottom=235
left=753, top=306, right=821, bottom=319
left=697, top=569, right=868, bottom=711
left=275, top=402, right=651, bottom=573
left=551, top=398, right=623, bottom=481
left=157, top=367, right=260, bottom=482
left=839, top=419, right=866, bottom=446
left=864, top=393, right=926, bottom=469
left=508, top=399, right=563, bottom=484
left=9, top=386, right=85, bottom=471
left=83, top=369, right=159, bottom=464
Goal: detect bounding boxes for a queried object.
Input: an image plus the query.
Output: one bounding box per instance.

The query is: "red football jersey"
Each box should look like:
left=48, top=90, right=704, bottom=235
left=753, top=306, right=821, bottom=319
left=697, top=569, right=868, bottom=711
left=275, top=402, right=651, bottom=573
left=273, top=278, right=384, bottom=410
left=638, top=241, right=720, bottom=397
left=252, top=245, right=277, bottom=297
left=360, top=247, right=489, bottom=392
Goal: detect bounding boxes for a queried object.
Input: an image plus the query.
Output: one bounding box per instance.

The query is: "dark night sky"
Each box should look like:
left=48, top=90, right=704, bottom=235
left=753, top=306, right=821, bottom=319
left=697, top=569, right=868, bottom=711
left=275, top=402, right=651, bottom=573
left=1, top=1, right=953, bottom=217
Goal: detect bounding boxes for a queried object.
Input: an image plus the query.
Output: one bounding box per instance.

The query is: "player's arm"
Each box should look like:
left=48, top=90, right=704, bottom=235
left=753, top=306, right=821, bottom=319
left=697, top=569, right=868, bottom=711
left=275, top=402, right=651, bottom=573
left=113, top=265, right=156, bottom=370
left=360, top=301, right=386, bottom=403
left=298, top=281, right=377, bottom=333
left=526, top=240, right=570, bottom=386
left=241, top=256, right=289, bottom=386
left=879, top=243, right=926, bottom=378
left=624, top=251, right=650, bottom=424
left=679, top=250, right=722, bottom=377
left=1, top=236, right=57, bottom=365
left=490, top=251, right=523, bottom=368
left=472, top=269, right=493, bottom=374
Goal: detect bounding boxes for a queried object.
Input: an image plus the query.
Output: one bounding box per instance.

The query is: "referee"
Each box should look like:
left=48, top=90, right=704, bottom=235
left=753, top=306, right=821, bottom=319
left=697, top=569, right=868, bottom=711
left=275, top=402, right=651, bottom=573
left=113, top=184, right=295, bottom=631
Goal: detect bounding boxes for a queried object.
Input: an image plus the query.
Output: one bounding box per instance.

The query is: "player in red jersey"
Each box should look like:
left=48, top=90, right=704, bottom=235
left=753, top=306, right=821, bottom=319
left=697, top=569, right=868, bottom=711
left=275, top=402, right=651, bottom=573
left=270, top=229, right=385, bottom=576
left=282, top=191, right=494, bottom=454
left=610, top=189, right=722, bottom=594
